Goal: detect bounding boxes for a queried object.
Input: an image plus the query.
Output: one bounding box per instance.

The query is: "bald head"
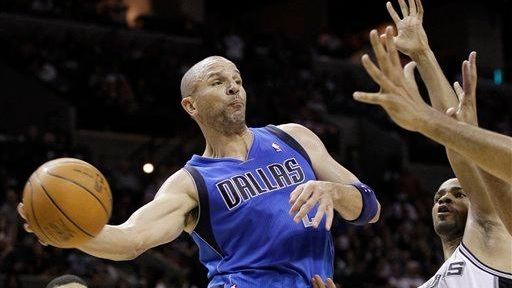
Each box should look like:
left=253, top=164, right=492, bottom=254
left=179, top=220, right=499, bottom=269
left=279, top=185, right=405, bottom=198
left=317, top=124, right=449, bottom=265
left=180, top=56, right=235, bottom=98
left=437, top=178, right=461, bottom=192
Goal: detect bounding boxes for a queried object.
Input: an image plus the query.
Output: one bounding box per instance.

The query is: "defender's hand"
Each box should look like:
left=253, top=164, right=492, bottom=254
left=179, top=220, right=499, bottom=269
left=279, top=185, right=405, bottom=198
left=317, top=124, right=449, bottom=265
left=17, top=203, right=48, bottom=246
left=354, top=26, right=432, bottom=133
left=289, top=181, right=335, bottom=230
left=386, top=0, right=429, bottom=56
left=446, top=52, right=478, bottom=126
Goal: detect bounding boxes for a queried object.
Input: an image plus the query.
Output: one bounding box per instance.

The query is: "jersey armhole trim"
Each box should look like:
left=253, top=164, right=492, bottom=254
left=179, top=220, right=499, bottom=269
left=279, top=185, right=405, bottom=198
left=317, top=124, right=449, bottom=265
left=265, top=124, right=313, bottom=167
left=184, top=164, right=225, bottom=257
left=460, top=243, right=512, bottom=279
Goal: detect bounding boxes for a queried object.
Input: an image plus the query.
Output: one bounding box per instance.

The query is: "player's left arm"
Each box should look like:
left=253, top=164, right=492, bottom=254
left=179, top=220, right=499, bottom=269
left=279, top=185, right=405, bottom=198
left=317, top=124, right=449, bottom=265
left=279, top=123, right=381, bottom=230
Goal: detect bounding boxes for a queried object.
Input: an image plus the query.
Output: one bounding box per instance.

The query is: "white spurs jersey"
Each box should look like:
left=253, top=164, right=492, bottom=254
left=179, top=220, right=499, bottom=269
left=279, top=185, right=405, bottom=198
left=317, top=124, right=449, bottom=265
left=420, top=243, right=512, bottom=288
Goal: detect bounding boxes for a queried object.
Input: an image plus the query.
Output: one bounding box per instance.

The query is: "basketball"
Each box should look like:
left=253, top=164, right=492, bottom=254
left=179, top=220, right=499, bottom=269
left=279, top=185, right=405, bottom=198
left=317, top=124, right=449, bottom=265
left=22, top=158, right=112, bottom=248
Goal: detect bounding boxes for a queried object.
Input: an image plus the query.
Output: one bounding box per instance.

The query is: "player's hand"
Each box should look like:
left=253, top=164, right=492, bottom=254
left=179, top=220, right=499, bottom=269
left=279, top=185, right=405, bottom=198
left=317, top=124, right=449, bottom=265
left=446, top=52, right=478, bottom=126
left=353, top=26, right=432, bottom=132
left=386, top=0, right=429, bottom=56
left=311, top=275, right=338, bottom=288
left=289, top=181, right=335, bottom=230
left=17, top=203, right=48, bottom=246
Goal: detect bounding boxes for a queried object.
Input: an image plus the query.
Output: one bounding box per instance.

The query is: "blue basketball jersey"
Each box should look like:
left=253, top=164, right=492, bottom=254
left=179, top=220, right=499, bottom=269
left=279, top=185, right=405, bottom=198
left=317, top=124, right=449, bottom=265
left=184, top=125, right=334, bottom=288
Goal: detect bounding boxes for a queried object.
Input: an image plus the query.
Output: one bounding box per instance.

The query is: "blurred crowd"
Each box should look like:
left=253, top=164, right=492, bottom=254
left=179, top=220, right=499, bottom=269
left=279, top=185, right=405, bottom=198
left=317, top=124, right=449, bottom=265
left=0, top=3, right=511, bottom=288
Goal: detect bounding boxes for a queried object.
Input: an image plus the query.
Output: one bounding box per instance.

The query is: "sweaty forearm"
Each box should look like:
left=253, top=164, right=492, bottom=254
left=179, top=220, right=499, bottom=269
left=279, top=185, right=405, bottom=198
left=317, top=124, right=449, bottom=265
left=446, top=149, right=495, bottom=215
left=78, top=224, right=142, bottom=261
left=412, top=49, right=459, bottom=111
left=420, top=112, right=512, bottom=182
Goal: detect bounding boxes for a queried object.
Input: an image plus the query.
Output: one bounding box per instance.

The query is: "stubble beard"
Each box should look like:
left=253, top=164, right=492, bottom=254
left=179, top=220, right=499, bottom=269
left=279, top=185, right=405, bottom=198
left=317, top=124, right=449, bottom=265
left=200, top=106, right=246, bottom=135
left=434, top=215, right=465, bottom=240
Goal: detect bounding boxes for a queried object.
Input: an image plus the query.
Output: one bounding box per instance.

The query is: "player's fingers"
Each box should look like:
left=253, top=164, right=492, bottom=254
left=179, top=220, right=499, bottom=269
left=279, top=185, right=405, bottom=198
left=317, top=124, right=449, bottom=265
left=361, top=54, right=398, bottom=93
left=23, top=223, right=33, bottom=233
left=325, top=204, right=334, bottom=231
left=385, top=26, right=400, bottom=69
left=453, top=81, right=464, bottom=102
left=386, top=2, right=401, bottom=25
left=369, top=30, right=392, bottom=76
left=17, top=203, right=27, bottom=220
left=293, top=193, right=320, bottom=223
left=353, top=92, right=387, bottom=106
left=416, top=0, right=424, bottom=18
left=326, top=278, right=337, bottom=288
left=403, top=61, right=422, bottom=102
left=313, top=275, right=324, bottom=288
left=469, top=51, right=477, bottom=81
left=311, top=276, right=321, bottom=288
left=408, top=0, right=417, bottom=15
left=312, top=202, right=327, bottom=229
left=289, top=184, right=304, bottom=204
left=398, top=0, right=409, bottom=17
left=445, top=107, right=457, bottom=118
left=462, top=60, right=470, bottom=96
left=290, top=184, right=314, bottom=215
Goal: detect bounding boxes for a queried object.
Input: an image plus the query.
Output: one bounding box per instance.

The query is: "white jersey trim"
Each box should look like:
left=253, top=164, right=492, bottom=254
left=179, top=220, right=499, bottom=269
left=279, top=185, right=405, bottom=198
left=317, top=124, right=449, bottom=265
left=460, top=243, right=512, bottom=279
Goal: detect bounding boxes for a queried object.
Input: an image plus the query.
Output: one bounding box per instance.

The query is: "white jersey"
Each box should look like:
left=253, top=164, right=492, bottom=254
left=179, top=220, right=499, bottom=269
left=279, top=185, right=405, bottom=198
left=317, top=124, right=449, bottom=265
left=420, top=243, right=512, bottom=288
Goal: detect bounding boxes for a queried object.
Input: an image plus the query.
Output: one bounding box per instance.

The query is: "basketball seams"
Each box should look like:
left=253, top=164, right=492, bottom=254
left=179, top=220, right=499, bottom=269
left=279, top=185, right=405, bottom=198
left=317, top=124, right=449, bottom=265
left=33, top=171, right=95, bottom=238
left=28, top=178, right=55, bottom=244
left=44, top=170, right=110, bottom=218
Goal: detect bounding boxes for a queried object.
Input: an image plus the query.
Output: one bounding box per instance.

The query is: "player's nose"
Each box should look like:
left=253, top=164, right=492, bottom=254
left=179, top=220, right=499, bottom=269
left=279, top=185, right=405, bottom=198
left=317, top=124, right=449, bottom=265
left=438, top=194, right=453, bottom=204
left=226, top=81, right=239, bottom=95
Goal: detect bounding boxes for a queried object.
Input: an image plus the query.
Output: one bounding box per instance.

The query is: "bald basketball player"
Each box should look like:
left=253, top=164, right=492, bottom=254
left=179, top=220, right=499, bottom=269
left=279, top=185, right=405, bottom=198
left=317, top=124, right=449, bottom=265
left=19, top=55, right=381, bottom=287
left=352, top=0, right=512, bottom=285
left=46, top=274, right=88, bottom=288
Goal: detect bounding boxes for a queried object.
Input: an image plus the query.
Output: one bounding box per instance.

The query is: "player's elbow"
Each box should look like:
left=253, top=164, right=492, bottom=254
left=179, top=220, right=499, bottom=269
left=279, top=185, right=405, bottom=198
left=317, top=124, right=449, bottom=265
left=369, top=201, right=381, bottom=223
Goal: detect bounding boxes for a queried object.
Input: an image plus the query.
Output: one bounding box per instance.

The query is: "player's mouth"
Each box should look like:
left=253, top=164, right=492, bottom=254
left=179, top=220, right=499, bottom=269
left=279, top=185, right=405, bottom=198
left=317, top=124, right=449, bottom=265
left=437, top=204, right=452, bottom=216
left=229, top=101, right=244, bottom=109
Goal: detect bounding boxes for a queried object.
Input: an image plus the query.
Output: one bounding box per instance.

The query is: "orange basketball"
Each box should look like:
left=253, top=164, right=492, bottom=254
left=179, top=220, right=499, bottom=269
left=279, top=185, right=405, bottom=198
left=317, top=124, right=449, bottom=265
left=22, top=158, right=112, bottom=248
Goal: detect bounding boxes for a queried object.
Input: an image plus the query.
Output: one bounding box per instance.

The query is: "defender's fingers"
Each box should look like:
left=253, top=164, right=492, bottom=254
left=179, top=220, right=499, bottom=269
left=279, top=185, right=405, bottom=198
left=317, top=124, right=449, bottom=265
left=398, top=0, right=409, bottom=18
left=403, top=62, right=422, bottom=101
left=416, top=0, right=424, bottom=17
left=462, top=60, right=471, bottom=96
left=408, top=0, right=417, bottom=15
left=353, top=92, right=387, bottom=106
left=369, top=30, right=392, bottom=75
left=384, top=26, right=401, bottom=70
left=361, top=55, right=399, bottom=93
left=453, top=81, right=464, bottom=102
left=445, top=107, right=457, bottom=118
left=386, top=2, right=402, bottom=25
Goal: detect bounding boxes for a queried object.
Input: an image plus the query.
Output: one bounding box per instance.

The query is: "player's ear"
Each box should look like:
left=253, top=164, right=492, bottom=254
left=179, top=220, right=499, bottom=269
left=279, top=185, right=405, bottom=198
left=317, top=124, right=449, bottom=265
left=181, top=96, right=198, bottom=117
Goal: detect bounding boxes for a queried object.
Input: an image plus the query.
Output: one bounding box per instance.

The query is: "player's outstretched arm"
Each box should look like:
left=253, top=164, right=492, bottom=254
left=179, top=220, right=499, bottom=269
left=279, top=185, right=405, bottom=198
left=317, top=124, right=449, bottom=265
left=75, top=170, right=196, bottom=260
left=386, top=0, right=458, bottom=111
left=446, top=56, right=512, bottom=235
left=281, top=123, right=381, bottom=230
left=353, top=27, right=512, bottom=183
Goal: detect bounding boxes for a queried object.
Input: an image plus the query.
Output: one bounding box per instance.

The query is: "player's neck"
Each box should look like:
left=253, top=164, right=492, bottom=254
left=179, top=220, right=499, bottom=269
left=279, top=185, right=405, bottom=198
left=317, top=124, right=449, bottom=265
left=201, top=125, right=253, bottom=160
left=441, top=236, right=462, bottom=260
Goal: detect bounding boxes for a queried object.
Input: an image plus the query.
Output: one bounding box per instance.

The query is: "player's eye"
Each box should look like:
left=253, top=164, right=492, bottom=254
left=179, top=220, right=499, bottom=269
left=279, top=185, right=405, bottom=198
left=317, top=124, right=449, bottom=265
left=235, top=79, right=242, bottom=85
left=454, top=192, right=466, bottom=198
left=211, top=80, right=222, bottom=86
